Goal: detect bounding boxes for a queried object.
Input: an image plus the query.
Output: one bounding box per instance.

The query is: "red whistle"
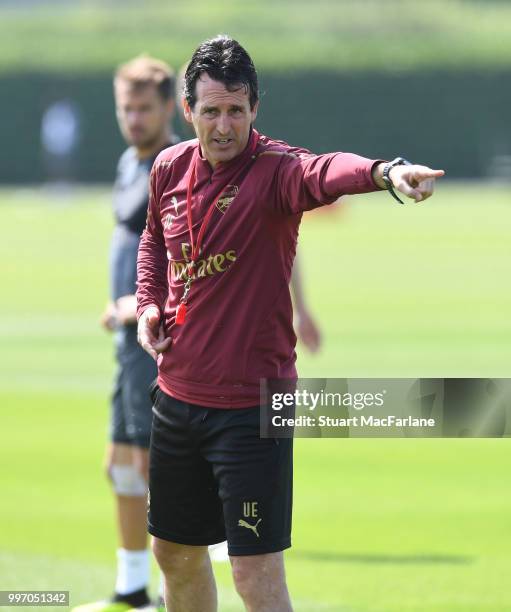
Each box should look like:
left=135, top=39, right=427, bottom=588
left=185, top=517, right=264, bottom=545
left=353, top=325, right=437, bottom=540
left=175, top=302, right=187, bottom=325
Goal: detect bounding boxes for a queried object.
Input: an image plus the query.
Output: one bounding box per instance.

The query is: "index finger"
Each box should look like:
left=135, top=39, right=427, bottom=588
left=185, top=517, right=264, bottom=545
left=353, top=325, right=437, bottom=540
left=414, top=168, right=445, bottom=181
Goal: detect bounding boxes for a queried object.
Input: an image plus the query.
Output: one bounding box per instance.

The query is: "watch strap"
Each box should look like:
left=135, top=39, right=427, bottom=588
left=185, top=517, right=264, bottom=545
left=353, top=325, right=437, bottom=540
left=382, top=157, right=412, bottom=205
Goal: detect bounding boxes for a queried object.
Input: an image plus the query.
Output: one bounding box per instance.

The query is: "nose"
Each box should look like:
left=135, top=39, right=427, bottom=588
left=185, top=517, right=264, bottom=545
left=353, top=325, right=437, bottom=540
left=216, top=112, right=230, bottom=135
left=126, top=110, right=142, bottom=128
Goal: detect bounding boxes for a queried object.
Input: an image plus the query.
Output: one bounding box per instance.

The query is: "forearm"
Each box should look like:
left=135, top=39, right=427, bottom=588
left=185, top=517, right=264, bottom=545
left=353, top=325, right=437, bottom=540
left=136, top=230, right=168, bottom=320
left=278, top=152, right=385, bottom=214
left=370, top=161, right=387, bottom=190
left=320, top=153, right=385, bottom=196
left=115, top=294, right=138, bottom=325
left=290, top=256, right=306, bottom=313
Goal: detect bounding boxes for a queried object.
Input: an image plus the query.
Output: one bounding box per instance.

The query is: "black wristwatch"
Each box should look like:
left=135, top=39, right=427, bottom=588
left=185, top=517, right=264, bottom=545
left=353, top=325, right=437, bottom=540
left=382, top=157, right=412, bottom=205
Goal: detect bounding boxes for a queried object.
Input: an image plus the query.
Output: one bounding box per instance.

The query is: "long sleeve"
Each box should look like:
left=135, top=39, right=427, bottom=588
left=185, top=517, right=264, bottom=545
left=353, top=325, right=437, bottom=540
left=136, top=163, right=168, bottom=319
left=275, top=151, right=383, bottom=215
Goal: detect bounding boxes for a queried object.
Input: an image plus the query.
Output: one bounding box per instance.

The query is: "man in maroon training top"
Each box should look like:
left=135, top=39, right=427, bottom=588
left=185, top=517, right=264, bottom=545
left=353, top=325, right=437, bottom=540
left=137, top=35, right=444, bottom=612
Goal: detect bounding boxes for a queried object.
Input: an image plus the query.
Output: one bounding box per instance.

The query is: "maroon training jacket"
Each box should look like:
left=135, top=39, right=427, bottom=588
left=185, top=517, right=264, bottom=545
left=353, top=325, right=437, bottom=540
left=136, top=129, right=381, bottom=408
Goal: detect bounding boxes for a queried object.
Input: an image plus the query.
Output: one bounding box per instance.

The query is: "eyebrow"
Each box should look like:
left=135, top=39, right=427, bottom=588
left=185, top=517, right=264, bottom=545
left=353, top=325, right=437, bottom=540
left=202, top=104, right=245, bottom=112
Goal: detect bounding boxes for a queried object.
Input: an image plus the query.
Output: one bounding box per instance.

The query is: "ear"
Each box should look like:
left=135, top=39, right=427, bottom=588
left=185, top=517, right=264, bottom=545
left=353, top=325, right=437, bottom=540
left=183, top=98, right=193, bottom=124
left=250, top=100, right=259, bottom=124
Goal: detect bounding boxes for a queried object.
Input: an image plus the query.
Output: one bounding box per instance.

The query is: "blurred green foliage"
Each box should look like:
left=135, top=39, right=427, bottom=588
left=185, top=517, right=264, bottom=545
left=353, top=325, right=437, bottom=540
left=2, top=0, right=511, bottom=74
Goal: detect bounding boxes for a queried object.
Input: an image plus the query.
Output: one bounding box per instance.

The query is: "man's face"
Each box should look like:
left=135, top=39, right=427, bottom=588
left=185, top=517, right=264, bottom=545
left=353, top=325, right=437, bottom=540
left=183, top=74, right=258, bottom=168
left=114, top=80, right=173, bottom=152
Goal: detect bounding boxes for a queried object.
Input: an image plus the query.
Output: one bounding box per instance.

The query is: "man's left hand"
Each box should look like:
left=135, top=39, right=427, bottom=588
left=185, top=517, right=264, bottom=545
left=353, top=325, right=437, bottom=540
left=390, top=164, right=445, bottom=202
left=373, top=163, right=445, bottom=203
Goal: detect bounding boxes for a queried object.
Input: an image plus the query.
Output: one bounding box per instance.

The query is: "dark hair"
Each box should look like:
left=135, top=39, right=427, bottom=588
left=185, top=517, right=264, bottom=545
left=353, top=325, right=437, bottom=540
left=184, top=35, right=258, bottom=110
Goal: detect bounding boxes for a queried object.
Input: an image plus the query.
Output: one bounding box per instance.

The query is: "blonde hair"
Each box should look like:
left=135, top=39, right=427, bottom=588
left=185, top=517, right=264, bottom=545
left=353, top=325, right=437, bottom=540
left=114, top=55, right=175, bottom=100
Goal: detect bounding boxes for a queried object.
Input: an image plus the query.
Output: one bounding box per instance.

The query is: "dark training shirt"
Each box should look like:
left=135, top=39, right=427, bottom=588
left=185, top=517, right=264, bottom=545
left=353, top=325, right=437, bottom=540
left=110, top=141, right=177, bottom=354
left=110, top=142, right=178, bottom=302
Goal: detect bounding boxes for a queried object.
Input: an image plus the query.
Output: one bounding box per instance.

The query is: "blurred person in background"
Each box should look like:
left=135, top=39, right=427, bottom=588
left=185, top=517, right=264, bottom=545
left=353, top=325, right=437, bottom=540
left=73, top=55, right=178, bottom=612
left=40, top=98, right=81, bottom=184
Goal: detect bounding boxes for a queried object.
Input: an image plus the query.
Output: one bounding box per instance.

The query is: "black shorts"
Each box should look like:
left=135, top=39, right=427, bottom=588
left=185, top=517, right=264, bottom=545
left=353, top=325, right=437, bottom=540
left=148, top=387, right=293, bottom=556
left=110, top=345, right=157, bottom=449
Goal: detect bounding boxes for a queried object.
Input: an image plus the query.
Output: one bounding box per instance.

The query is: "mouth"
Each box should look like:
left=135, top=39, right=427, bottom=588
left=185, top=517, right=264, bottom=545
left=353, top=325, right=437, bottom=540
left=213, top=138, right=233, bottom=146
left=129, top=129, right=145, bottom=139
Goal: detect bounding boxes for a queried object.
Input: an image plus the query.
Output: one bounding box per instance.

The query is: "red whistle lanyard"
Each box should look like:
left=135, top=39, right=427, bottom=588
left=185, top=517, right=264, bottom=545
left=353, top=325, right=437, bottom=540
left=175, top=138, right=259, bottom=326
left=175, top=155, right=228, bottom=325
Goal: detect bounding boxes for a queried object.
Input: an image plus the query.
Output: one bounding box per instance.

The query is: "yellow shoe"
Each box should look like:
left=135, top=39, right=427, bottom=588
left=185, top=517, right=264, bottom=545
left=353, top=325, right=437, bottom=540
left=72, top=590, right=150, bottom=612
left=71, top=602, right=135, bottom=612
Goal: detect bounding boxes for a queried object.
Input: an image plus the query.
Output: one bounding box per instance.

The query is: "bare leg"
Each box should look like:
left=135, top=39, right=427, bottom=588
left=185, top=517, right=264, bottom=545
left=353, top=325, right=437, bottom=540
left=105, top=443, right=149, bottom=550
left=152, top=538, right=217, bottom=612
left=231, top=552, right=292, bottom=612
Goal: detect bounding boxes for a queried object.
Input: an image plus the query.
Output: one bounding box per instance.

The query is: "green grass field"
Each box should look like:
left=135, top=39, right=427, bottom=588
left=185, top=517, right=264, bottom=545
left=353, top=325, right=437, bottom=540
left=1, top=183, right=511, bottom=611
